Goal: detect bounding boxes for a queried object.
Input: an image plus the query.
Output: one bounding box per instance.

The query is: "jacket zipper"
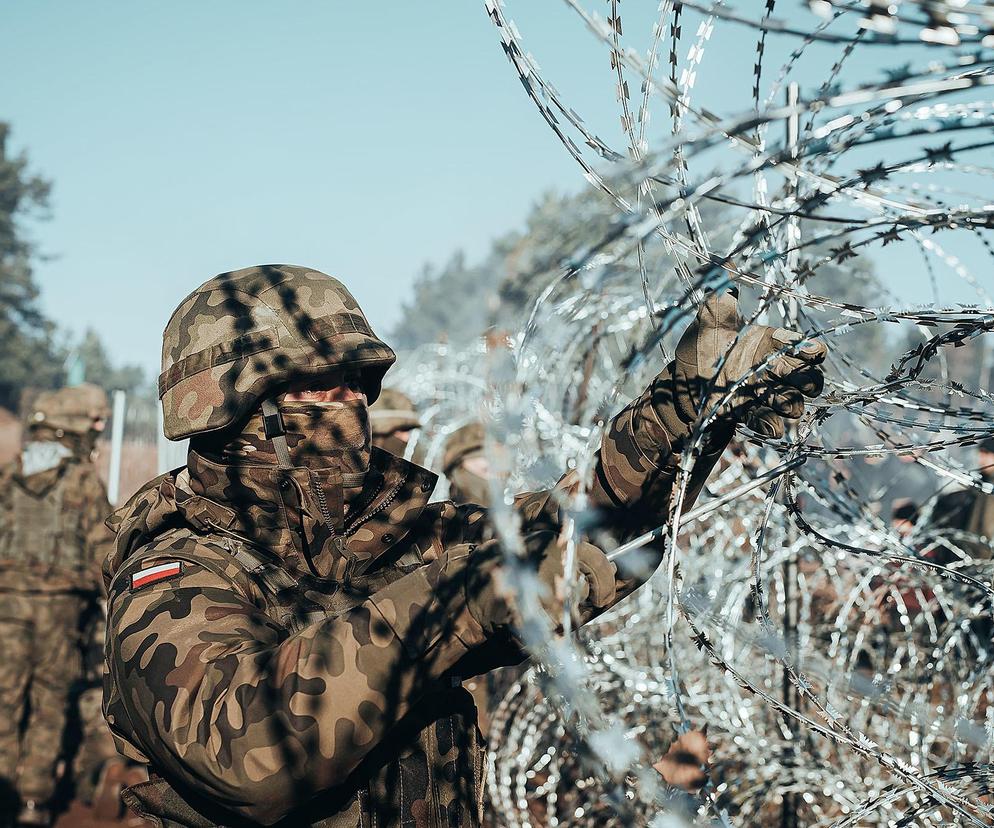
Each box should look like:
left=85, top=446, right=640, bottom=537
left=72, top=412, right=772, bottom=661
left=307, top=471, right=346, bottom=556
left=344, top=472, right=408, bottom=537
left=308, top=472, right=335, bottom=528
left=343, top=476, right=385, bottom=531
left=304, top=469, right=408, bottom=558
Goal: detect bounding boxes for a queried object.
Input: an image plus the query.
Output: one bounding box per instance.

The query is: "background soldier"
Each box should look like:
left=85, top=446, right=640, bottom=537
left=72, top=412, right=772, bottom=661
left=441, top=420, right=501, bottom=730
left=369, top=387, right=422, bottom=458
left=442, top=422, right=492, bottom=507
left=928, top=436, right=994, bottom=559
left=0, top=384, right=113, bottom=827
left=102, top=266, right=825, bottom=827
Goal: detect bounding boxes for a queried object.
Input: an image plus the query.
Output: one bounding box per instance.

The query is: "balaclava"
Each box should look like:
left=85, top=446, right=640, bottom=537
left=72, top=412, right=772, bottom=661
left=191, top=396, right=376, bottom=578
left=214, top=396, right=369, bottom=469
left=204, top=396, right=373, bottom=511
left=447, top=451, right=493, bottom=507
left=19, top=424, right=97, bottom=477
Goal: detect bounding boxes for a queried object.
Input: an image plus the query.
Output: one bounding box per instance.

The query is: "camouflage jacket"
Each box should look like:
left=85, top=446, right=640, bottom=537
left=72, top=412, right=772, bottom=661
left=0, top=453, right=113, bottom=595
left=103, top=389, right=728, bottom=827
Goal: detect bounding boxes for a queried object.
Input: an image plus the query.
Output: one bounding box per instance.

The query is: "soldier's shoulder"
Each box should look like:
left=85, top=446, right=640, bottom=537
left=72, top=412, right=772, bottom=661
left=107, top=527, right=253, bottom=602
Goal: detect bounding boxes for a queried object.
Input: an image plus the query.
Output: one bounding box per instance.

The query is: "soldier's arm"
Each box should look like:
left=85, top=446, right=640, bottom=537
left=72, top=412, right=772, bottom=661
left=516, top=292, right=825, bottom=605
left=81, top=468, right=115, bottom=595
left=582, top=373, right=731, bottom=537
left=106, top=543, right=488, bottom=825
left=450, top=294, right=826, bottom=660
left=442, top=400, right=723, bottom=651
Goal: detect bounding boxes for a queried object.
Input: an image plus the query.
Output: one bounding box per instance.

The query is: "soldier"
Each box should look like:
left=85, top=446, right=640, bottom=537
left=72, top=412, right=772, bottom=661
left=927, top=436, right=994, bottom=559
left=442, top=422, right=492, bottom=507
left=0, top=384, right=113, bottom=827
left=101, top=265, right=826, bottom=826
left=440, top=421, right=502, bottom=732
left=369, top=387, right=422, bottom=458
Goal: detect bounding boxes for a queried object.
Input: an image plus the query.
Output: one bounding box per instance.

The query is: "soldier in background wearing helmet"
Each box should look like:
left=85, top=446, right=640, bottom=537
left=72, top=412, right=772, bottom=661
left=926, top=436, right=994, bottom=560
left=101, top=265, right=827, bottom=827
left=0, top=384, right=114, bottom=827
left=442, top=422, right=492, bottom=508
left=440, top=421, right=508, bottom=735
left=369, top=387, right=422, bottom=459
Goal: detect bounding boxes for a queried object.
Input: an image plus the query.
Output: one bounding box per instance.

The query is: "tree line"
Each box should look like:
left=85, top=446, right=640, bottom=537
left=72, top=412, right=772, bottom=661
left=0, top=122, right=148, bottom=414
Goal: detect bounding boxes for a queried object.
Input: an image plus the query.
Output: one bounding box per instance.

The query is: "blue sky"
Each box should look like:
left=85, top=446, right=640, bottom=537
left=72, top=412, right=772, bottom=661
left=1, top=3, right=586, bottom=376
left=2, top=3, right=985, bottom=378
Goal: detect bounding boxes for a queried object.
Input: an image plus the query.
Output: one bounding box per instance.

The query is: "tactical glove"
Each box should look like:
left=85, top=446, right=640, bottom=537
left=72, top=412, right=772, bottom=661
left=648, top=289, right=827, bottom=443
left=444, top=531, right=617, bottom=643
left=526, top=529, right=618, bottom=617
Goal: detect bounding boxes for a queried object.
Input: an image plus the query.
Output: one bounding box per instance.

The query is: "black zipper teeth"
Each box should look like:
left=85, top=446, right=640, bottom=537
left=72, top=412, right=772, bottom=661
left=346, top=473, right=408, bottom=537
left=308, top=472, right=337, bottom=533
left=343, top=477, right=385, bottom=533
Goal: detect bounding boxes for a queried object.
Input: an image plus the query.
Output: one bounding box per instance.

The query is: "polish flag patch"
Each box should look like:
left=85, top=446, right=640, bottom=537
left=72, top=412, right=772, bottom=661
left=131, top=561, right=183, bottom=590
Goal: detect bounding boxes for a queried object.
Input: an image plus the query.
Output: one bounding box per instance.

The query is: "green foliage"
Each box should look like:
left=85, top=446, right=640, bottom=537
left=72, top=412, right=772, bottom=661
left=391, top=252, right=498, bottom=349
left=74, top=328, right=148, bottom=396
left=392, top=180, right=890, bottom=376
left=391, top=185, right=624, bottom=348
left=0, top=122, right=148, bottom=412
left=0, top=123, right=63, bottom=411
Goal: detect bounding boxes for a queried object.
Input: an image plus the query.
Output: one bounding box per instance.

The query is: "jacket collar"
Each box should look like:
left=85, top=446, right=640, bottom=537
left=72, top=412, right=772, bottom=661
left=179, top=446, right=437, bottom=581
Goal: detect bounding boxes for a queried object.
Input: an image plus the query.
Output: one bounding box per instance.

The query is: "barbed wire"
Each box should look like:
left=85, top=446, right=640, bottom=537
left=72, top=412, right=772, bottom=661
left=402, top=2, right=994, bottom=823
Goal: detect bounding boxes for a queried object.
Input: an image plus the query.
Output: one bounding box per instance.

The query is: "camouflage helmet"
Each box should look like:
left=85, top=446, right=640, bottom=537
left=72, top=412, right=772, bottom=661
left=28, top=383, right=110, bottom=435
left=159, top=264, right=396, bottom=440
left=442, top=421, right=486, bottom=473
left=370, top=387, right=421, bottom=436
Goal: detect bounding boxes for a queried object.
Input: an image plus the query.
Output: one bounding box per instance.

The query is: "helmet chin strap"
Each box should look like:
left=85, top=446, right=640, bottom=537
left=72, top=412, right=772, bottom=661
left=261, top=399, right=293, bottom=470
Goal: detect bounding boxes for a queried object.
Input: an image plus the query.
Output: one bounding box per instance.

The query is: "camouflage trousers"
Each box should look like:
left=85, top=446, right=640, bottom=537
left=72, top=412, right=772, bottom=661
left=73, top=686, right=122, bottom=805
left=0, top=591, right=86, bottom=803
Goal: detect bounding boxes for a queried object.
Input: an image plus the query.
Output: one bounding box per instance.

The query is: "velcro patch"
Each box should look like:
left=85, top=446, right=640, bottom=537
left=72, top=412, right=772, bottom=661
left=131, top=561, right=183, bottom=590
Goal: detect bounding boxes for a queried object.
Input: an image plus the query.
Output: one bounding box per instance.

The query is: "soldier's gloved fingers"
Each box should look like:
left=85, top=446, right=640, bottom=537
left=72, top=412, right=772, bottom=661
left=769, top=352, right=823, bottom=383
left=771, top=330, right=827, bottom=367
left=524, top=530, right=558, bottom=554
left=576, top=542, right=618, bottom=609
left=780, top=367, right=825, bottom=399
left=531, top=531, right=566, bottom=605
left=746, top=406, right=784, bottom=439
left=769, top=387, right=805, bottom=420
left=721, top=377, right=770, bottom=420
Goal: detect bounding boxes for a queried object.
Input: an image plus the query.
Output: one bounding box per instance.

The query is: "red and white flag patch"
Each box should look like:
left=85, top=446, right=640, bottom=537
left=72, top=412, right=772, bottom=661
left=131, top=561, right=183, bottom=590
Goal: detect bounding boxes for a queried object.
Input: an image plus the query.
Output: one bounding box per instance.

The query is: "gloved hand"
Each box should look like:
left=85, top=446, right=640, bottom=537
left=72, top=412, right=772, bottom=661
left=449, top=531, right=617, bottom=641
left=651, top=289, right=827, bottom=441
left=526, top=529, right=618, bottom=621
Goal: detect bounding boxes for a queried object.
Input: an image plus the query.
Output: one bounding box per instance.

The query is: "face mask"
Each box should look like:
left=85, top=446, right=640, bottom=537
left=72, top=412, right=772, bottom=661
left=189, top=399, right=376, bottom=578
left=447, top=464, right=494, bottom=507
left=20, top=441, right=73, bottom=477
left=212, top=399, right=372, bottom=482
left=278, top=400, right=372, bottom=485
